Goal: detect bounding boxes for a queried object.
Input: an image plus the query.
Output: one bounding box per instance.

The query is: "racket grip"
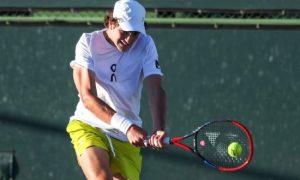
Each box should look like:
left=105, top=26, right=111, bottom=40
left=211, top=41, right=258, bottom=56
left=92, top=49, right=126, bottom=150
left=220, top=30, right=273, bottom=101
left=163, top=137, right=171, bottom=144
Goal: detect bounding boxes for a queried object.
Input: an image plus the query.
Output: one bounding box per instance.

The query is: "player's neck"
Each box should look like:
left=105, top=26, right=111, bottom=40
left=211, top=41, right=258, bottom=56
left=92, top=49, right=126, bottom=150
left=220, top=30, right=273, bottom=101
left=103, top=30, right=115, bottom=47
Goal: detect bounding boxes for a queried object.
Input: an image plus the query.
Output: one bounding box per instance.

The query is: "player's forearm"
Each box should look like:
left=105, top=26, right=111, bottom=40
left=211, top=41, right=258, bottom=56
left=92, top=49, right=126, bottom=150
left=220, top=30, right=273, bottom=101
left=81, top=92, right=133, bottom=134
left=73, top=68, right=114, bottom=123
left=73, top=67, right=132, bottom=133
left=148, top=86, right=167, bottom=131
left=81, top=92, right=115, bottom=123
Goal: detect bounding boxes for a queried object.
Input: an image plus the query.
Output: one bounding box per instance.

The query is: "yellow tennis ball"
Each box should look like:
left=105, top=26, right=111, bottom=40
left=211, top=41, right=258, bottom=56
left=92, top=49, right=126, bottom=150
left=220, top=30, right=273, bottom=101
left=228, top=142, right=242, bottom=158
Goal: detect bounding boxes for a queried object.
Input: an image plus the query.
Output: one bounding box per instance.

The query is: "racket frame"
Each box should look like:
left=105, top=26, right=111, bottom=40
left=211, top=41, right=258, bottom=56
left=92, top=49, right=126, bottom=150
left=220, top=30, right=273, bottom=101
left=168, top=120, right=254, bottom=172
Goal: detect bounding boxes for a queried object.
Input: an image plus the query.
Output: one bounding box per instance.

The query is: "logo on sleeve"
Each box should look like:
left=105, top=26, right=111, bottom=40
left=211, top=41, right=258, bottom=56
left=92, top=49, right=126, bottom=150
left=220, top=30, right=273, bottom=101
left=155, top=60, right=160, bottom=69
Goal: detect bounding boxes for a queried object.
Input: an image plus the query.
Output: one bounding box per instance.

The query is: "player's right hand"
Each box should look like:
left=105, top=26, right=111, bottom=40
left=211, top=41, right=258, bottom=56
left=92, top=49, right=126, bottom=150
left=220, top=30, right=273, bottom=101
left=126, top=124, right=147, bottom=147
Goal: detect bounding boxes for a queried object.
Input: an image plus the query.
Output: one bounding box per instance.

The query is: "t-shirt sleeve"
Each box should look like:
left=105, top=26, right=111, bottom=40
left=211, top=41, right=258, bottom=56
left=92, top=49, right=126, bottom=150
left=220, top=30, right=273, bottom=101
left=70, top=33, right=94, bottom=70
left=143, top=37, right=163, bottom=78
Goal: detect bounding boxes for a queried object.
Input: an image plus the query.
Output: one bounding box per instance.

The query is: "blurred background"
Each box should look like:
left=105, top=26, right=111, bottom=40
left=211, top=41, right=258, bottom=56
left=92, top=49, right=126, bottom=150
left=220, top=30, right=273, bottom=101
left=1, top=0, right=300, bottom=180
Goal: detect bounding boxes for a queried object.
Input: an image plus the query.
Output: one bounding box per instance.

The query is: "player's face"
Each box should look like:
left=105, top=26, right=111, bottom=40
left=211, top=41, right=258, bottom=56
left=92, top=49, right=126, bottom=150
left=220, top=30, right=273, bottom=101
left=111, top=26, right=140, bottom=52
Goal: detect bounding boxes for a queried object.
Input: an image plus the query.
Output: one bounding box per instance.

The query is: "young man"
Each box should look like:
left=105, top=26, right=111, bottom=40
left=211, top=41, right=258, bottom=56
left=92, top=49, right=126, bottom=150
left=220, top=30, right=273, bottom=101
left=66, top=0, right=167, bottom=179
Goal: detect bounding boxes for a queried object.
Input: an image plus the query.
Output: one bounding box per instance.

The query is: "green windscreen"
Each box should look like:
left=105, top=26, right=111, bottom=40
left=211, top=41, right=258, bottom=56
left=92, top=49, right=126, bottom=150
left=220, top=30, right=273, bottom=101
left=1, top=7, right=300, bottom=29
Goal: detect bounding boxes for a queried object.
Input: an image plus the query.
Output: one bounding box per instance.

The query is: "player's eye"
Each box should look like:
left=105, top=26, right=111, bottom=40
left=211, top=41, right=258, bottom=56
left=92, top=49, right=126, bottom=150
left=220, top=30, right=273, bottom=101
left=129, top=31, right=139, bottom=36
left=120, top=30, right=139, bottom=37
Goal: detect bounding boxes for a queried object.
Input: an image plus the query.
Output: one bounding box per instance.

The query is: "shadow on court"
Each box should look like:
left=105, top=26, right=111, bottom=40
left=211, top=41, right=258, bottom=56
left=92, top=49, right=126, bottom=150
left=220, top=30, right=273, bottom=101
left=0, top=113, right=66, bottom=136
left=142, top=145, right=299, bottom=180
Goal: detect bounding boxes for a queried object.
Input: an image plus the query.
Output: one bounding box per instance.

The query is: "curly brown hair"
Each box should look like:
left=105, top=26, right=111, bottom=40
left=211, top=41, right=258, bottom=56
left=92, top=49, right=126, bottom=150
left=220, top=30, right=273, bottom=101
left=104, top=11, right=118, bottom=28
left=103, top=10, right=148, bottom=30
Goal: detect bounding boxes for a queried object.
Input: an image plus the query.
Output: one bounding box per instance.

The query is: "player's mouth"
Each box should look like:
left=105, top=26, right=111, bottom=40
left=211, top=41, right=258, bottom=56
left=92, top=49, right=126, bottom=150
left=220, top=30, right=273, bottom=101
left=118, top=40, right=131, bottom=51
left=121, top=40, right=130, bottom=46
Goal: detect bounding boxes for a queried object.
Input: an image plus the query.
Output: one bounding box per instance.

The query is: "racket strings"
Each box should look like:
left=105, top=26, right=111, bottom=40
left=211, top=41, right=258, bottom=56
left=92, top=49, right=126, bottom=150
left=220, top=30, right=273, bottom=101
left=196, top=121, right=251, bottom=168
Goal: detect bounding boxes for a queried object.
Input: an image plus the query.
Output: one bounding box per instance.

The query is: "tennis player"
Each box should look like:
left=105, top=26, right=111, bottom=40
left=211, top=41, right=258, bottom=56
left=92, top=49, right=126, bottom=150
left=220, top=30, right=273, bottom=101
left=66, top=0, right=167, bottom=179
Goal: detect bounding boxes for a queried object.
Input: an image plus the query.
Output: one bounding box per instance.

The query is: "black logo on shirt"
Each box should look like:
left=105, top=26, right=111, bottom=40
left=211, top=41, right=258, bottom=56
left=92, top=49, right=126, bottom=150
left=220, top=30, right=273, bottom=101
left=155, top=60, right=160, bottom=69
left=110, top=64, right=117, bottom=82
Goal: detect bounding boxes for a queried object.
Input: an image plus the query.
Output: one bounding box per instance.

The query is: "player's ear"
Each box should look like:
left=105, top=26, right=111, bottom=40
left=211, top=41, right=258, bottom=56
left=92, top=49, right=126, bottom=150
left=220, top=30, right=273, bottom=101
left=110, top=20, right=119, bottom=30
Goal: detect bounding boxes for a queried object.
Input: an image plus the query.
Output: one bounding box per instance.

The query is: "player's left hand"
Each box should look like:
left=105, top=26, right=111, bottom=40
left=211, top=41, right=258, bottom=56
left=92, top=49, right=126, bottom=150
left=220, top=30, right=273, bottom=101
left=126, top=124, right=147, bottom=147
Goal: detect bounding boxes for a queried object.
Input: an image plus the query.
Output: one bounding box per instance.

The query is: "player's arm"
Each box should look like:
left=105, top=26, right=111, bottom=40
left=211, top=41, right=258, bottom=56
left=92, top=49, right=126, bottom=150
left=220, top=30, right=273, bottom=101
left=73, top=66, right=146, bottom=146
left=145, top=74, right=167, bottom=148
left=73, top=66, right=115, bottom=123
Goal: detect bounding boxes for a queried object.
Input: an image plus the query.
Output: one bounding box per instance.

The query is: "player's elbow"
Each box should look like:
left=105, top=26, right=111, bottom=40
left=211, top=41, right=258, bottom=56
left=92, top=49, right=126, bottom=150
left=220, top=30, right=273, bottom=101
left=158, top=86, right=166, bottom=97
left=159, top=87, right=167, bottom=101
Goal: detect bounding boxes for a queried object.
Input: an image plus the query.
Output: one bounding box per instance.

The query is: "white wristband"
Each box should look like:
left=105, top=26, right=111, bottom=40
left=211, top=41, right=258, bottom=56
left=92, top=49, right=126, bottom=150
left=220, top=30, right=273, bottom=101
left=111, top=113, right=133, bottom=135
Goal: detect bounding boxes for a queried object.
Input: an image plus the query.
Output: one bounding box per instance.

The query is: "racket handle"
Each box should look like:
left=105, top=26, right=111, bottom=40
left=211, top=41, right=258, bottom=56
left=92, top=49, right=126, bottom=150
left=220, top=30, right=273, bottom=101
left=163, top=137, right=171, bottom=144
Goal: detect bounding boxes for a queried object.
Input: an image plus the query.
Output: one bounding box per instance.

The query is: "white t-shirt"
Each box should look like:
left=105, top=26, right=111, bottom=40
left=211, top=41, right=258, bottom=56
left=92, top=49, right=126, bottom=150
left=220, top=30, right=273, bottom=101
left=69, top=30, right=163, bottom=141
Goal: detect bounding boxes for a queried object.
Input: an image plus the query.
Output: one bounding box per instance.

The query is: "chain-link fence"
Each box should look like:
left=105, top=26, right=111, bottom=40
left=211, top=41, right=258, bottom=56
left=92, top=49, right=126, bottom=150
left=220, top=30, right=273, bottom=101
left=1, top=7, right=300, bottom=29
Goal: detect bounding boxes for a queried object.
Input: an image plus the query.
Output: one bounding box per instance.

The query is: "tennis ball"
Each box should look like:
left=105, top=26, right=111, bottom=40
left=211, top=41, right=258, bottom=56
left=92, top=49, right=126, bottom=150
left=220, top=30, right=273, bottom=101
left=228, top=142, right=242, bottom=158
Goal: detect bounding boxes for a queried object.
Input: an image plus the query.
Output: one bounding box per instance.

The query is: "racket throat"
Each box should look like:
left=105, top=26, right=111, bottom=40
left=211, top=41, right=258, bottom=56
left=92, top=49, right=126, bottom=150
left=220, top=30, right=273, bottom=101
left=172, top=141, right=193, bottom=152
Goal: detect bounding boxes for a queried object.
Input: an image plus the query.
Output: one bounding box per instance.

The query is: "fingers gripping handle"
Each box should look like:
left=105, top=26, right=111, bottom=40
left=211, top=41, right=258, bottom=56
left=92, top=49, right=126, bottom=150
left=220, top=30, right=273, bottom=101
left=143, top=137, right=171, bottom=146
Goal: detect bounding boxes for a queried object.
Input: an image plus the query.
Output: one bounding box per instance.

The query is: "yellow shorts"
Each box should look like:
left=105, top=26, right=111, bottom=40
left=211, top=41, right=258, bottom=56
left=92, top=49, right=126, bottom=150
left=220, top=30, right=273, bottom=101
left=66, top=120, right=142, bottom=180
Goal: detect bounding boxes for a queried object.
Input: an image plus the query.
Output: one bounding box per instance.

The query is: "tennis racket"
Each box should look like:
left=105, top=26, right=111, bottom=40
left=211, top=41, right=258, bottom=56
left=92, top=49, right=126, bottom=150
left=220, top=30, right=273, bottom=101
left=146, top=120, right=254, bottom=172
